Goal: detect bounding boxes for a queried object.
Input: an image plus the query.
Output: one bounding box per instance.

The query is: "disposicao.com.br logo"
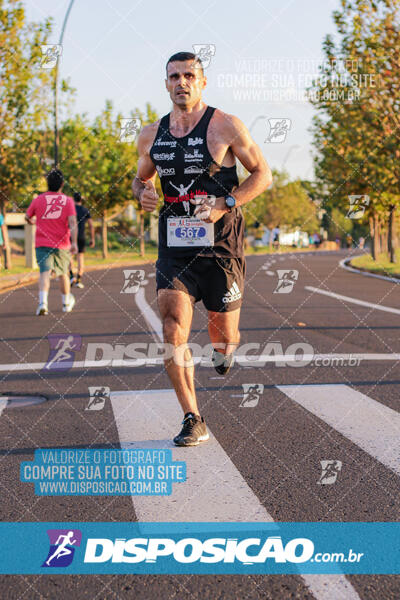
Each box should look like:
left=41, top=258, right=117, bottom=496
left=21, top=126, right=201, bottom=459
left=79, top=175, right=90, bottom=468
left=83, top=535, right=363, bottom=567
left=84, top=535, right=313, bottom=564
left=0, top=521, right=392, bottom=574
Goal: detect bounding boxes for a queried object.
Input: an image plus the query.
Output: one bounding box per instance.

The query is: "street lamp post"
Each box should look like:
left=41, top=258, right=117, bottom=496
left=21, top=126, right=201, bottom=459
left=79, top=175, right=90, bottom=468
left=53, top=0, right=75, bottom=168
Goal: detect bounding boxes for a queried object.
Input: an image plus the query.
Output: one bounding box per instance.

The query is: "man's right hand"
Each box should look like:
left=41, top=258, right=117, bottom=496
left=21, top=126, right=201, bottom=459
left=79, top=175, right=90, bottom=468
left=140, top=180, right=159, bottom=212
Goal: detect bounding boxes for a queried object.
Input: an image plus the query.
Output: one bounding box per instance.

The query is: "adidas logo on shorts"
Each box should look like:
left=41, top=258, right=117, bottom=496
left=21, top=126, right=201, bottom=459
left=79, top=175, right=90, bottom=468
left=222, top=282, right=242, bottom=303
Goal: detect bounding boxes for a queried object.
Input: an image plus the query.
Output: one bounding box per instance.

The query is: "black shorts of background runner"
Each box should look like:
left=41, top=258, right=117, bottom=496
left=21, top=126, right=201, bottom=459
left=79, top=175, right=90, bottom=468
left=156, top=256, right=246, bottom=312
left=77, top=237, right=86, bottom=253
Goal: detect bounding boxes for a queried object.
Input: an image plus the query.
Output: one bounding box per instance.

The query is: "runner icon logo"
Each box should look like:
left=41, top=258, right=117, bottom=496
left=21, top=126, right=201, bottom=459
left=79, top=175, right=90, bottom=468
left=222, top=282, right=242, bottom=303
left=265, top=118, right=291, bottom=143
left=40, top=45, right=62, bottom=69
left=86, top=386, right=110, bottom=411
left=121, top=270, right=145, bottom=294
left=274, top=270, right=298, bottom=294
left=317, top=460, right=342, bottom=485
left=240, top=384, right=264, bottom=408
left=42, top=194, right=67, bottom=219
left=42, top=529, right=82, bottom=567
left=43, top=334, right=82, bottom=371
left=346, top=195, right=370, bottom=219
left=119, top=118, right=141, bottom=143
left=192, top=44, right=216, bottom=69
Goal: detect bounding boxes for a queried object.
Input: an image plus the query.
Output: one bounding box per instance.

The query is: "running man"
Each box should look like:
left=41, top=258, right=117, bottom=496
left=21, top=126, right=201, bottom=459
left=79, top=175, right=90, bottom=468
left=70, top=191, right=95, bottom=288
left=25, top=169, right=77, bottom=315
left=132, top=51, right=272, bottom=446
left=45, top=531, right=77, bottom=566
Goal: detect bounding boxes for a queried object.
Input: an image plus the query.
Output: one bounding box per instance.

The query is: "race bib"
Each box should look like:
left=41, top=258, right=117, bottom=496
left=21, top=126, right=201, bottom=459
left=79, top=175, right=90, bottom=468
left=167, top=217, right=214, bottom=247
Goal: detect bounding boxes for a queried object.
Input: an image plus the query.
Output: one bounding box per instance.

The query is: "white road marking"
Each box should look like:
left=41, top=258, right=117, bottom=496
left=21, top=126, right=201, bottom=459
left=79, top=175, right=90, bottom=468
left=110, top=388, right=360, bottom=599
left=305, top=285, right=400, bottom=315
left=110, top=388, right=274, bottom=522
left=134, top=286, right=163, bottom=342
left=1, top=352, right=400, bottom=372
left=277, top=384, right=400, bottom=475
left=302, top=575, right=362, bottom=600
left=3, top=352, right=400, bottom=373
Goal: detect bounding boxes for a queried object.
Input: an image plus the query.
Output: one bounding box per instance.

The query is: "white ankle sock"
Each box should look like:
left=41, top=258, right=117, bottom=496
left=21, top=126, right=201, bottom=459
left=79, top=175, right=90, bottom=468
left=62, top=294, right=70, bottom=304
left=39, top=291, right=48, bottom=305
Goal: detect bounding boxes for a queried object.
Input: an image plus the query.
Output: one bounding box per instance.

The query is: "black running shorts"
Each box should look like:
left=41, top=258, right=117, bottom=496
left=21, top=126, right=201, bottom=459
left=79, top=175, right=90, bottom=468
left=156, top=256, right=246, bottom=312
left=77, top=237, right=86, bottom=253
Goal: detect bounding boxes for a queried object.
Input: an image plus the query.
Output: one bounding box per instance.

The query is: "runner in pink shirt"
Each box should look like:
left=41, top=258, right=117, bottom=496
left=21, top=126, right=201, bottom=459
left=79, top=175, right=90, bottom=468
left=25, top=170, right=78, bottom=315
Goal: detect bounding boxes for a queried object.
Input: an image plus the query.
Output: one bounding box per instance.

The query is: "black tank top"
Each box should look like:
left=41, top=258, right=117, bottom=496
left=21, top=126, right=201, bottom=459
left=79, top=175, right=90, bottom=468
left=149, top=106, right=244, bottom=258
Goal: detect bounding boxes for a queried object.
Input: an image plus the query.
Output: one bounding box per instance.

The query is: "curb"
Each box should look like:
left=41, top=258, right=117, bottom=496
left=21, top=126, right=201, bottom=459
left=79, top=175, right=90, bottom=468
left=339, top=256, right=400, bottom=284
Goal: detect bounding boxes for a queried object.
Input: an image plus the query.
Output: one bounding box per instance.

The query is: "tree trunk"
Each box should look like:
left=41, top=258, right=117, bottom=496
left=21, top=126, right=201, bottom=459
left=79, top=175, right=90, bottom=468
left=0, top=199, right=12, bottom=269
left=138, top=209, right=145, bottom=257
left=369, top=213, right=380, bottom=260
left=101, top=214, right=108, bottom=259
left=388, top=204, right=395, bottom=263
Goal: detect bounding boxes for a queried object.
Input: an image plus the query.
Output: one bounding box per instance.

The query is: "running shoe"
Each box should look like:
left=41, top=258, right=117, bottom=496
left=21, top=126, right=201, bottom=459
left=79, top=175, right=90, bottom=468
left=75, top=281, right=84, bottom=289
left=173, top=412, right=209, bottom=446
left=62, top=294, right=75, bottom=313
left=212, top=350, right=233, bottom=375
left=36, top=303, right=48, bottom=316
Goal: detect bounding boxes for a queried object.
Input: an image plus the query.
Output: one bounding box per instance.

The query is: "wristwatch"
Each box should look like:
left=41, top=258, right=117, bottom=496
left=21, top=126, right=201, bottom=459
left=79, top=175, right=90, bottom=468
left=225, top=194, right=236, bottom=212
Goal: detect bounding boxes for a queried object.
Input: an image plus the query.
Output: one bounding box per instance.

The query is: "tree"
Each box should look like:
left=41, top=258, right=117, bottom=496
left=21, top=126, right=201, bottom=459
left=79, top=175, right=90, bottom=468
left=55, top=102, right=159, bottom=258
left=310, top=0, right=400, bottom=261
left=0, top=0, right=54, bottom=267
left=243, top=169, right=319, bottom=244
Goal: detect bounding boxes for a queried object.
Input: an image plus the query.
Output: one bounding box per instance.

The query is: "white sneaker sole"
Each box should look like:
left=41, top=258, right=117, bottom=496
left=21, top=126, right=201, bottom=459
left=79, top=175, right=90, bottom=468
left=174, top=432, right=210, bottom=447
left=63, top=295, right=76, bottom=313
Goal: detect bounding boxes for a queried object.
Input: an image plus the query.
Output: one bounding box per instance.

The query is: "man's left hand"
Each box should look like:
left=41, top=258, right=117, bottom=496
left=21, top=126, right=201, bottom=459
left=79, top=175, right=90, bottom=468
left=189, top=196, right=228, bottom=223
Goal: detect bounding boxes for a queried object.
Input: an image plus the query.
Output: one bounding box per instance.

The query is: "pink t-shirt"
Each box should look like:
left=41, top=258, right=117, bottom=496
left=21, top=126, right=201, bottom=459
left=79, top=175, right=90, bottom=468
left=26, top=192, right=76, bottom=249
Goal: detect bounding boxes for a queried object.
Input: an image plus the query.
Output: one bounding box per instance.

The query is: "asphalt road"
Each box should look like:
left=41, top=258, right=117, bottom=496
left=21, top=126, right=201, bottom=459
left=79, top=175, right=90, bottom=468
left=0, top=249, right=399, bottom=599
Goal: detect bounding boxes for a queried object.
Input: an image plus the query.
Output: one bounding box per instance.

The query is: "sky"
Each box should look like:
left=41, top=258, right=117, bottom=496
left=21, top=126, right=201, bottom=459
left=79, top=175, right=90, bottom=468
left=26, top=0, right=339, bottom=180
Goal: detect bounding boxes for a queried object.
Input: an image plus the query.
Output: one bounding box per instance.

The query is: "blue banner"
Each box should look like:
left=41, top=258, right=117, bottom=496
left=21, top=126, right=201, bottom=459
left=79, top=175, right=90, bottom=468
left=0, top=522, right=398, bottom=574
left=20, top=449, right=186, bottom=496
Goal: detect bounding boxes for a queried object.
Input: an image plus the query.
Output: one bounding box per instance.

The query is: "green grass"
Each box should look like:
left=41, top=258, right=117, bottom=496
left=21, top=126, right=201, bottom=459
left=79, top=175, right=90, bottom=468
left=0, top=244, right=158, bottom=278
left=351, top=250, right=400, bottom=278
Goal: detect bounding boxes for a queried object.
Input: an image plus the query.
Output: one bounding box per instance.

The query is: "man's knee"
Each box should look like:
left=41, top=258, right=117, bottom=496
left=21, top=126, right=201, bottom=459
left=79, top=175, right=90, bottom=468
left=162, top=313, right=185, bottom=344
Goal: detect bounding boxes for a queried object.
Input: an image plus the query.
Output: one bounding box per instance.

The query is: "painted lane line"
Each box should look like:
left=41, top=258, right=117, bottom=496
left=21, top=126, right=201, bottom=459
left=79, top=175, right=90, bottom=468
left=305, top=286, right=400, bottom=315
left=301, top=575, right=362, bottom=600
left=110, top=389, right=274, bottom=523
left=277, top=384, right=400, bottom=476
left=2, top=352, right=400, bottom=373
left=110, top=388, right=360, bottom=599
left=134, top=286, right=163, bottom=342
